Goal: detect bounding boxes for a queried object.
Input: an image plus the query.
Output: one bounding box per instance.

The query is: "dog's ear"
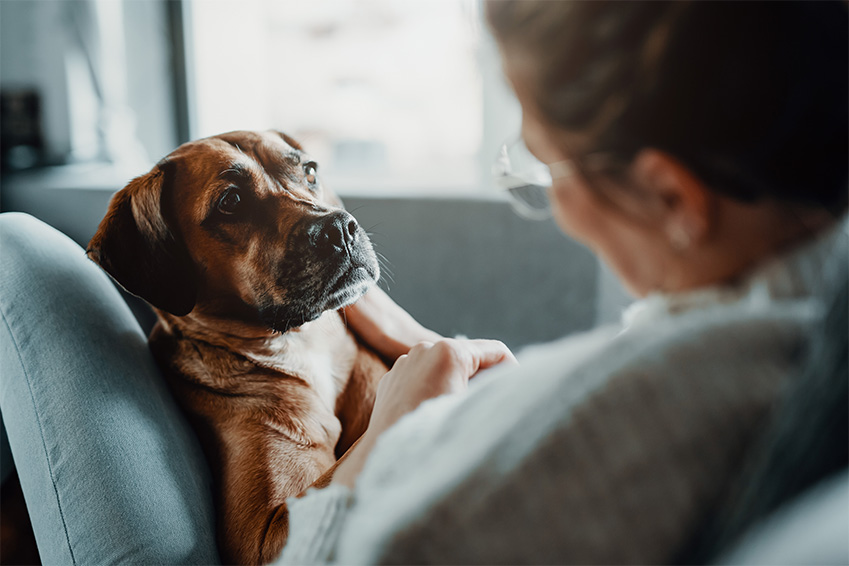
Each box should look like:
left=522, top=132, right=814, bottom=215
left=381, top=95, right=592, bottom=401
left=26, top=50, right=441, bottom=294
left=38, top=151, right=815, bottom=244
left=87, top=163, right=198, bottom=316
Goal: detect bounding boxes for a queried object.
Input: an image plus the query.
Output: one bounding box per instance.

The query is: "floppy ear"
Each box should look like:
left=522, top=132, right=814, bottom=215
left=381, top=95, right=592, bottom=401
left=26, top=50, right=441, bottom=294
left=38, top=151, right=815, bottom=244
left=87, top=164, right=198, bottom=316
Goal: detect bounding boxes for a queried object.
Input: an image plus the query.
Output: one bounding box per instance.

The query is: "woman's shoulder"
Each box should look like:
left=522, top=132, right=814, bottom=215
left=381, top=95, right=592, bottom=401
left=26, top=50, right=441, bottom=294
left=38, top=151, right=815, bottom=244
left=517, top=292, right=819, bottom=393
left=618, top=294, right=819, bottom=369
left=605, top=297, right=816, bottom=403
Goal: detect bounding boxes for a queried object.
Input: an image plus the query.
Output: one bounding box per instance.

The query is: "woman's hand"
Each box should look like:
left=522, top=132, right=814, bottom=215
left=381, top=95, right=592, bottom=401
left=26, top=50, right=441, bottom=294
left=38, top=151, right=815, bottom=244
left=367, top=339, right=517, bottom=435
left=331, top=338, right=516, bottom=488
left=342, top=287, right=443, bottom=364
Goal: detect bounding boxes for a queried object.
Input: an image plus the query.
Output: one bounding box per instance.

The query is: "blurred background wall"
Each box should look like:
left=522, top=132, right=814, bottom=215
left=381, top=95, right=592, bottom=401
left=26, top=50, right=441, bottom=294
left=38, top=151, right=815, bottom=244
left=0, top=0, right=631, bottom=352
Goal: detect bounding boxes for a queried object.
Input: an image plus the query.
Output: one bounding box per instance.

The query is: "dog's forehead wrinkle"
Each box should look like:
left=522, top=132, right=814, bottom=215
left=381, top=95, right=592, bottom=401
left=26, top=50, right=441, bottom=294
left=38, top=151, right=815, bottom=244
left=258, top=176, right=319, bottom=209
left=222, top=139, right=247, bottom=154
left=219, top=162, right=250, bottom=180
left=286, top=151, right=301, bottom=166
left=264, top=171, right=292, bottom=196
left=280, top=189, right=317, bottom=207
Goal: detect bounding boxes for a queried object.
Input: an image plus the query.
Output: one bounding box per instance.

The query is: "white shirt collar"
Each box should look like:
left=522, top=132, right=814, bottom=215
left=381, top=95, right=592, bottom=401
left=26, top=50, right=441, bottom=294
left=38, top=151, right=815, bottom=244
left=621, top=215, right=848, bottom=330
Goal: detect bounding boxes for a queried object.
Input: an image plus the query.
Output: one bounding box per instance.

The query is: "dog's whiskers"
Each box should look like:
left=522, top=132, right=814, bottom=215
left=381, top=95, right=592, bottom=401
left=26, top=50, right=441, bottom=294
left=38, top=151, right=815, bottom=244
left=375, top=252, right=395, bottom=284
left=379, top=267, right=395, bottom=285
left=377, top=269, right=395, bottom=292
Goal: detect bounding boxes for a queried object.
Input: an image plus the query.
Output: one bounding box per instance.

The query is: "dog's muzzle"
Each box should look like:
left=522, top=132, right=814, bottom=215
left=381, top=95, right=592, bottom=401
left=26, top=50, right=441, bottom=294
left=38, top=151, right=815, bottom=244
left=308, top=211, right=360, bottom=258
left=304, top=210, right=379, bottom=300
left=260, top=210, right=379, bottom=333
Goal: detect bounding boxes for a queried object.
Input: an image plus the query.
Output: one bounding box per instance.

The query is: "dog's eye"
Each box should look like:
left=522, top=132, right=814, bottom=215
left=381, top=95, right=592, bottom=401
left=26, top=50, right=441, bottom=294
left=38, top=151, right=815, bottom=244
left=304, top=162, right=318, bottom=187
left=217, top=187, right=241, bottom=215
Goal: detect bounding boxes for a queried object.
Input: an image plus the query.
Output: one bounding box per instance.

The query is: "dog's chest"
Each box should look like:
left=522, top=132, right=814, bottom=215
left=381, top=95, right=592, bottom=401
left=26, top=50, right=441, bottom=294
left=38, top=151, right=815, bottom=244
left=244, top=312, right=358, bottom=411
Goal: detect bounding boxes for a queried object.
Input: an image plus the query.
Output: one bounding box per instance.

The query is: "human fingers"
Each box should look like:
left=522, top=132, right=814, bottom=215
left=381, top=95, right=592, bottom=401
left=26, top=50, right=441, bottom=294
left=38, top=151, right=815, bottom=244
left=399, top=339, right=515, bottom=381
left=463, top=339, right=518, bottom=372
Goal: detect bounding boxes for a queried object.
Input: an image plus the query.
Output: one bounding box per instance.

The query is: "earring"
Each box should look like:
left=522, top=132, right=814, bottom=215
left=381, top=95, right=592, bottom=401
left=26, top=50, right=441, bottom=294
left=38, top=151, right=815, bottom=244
left=668, top=225, right=691, bottom=251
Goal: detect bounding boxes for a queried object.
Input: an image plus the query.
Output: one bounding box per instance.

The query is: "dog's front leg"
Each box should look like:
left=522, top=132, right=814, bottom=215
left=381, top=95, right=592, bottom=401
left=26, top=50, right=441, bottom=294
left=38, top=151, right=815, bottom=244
left=257, top=504, right=291, bottom=565
left=249, top=439, right=365, bottom=564
left=216, top=421, right=340, bottom=565
left=334, top=345, right=388, bottom=457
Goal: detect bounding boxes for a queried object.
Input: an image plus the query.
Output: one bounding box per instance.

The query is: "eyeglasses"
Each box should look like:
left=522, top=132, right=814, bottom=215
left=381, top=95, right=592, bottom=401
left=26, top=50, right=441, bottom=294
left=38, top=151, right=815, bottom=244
left=493, top=138, right=574, bottom=221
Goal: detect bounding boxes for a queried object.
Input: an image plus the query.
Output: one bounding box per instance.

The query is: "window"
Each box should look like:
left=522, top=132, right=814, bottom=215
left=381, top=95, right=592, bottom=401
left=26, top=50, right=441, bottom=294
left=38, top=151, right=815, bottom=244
left=187, top=0, right=519, bottom=195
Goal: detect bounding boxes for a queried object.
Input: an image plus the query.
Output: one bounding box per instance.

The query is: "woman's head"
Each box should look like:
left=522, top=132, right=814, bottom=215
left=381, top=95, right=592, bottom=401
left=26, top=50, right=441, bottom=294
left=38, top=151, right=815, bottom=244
left=487, top=0, right=848, bottom=296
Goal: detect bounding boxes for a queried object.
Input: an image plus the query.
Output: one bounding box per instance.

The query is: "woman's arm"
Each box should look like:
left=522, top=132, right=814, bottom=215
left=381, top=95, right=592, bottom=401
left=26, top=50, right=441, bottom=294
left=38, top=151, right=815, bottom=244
left=275, top=337, right=516, bottom=565
left=331, top=338, right=517, bottom=488
left=342, top=287, right=443, bottom=364
left=336, top=290, right=507, bottom=486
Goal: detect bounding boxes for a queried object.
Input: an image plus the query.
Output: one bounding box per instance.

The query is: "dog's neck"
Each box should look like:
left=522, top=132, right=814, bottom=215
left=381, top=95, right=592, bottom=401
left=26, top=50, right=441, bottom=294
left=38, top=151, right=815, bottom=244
left=155, top=308, right=360, bottom=409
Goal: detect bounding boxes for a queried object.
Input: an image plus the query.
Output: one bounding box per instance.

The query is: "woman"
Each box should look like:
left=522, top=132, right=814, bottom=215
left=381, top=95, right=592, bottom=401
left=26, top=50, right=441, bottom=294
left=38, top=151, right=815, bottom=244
left=275, top=1, right=848, bottom=564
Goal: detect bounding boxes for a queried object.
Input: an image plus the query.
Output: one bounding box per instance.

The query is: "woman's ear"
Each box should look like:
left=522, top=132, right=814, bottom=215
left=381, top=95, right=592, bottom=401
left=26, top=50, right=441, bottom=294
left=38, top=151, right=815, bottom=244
left=630, top=149, right=714, bottom=251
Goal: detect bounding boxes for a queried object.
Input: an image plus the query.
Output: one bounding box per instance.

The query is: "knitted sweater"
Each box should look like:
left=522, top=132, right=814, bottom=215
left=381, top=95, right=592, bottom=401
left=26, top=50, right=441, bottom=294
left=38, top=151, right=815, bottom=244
left=275, top=220, right=847, bottom=565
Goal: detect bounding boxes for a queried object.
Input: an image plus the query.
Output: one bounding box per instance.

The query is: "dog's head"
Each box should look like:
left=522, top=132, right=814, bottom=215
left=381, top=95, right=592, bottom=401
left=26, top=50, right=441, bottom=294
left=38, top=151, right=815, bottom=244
left=88, top=130, right=380, bottom=333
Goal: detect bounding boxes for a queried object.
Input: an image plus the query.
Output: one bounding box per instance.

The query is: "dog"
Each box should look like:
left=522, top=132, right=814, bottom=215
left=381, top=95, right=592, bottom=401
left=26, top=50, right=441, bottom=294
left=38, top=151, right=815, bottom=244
left=87, top=130, right=389, bottom=565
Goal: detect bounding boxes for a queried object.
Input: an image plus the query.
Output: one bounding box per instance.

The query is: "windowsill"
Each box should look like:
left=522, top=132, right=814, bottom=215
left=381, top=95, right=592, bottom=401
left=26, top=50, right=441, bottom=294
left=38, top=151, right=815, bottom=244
left=1, top=162, right=508, bottom=203
left=1, top=161, right=152, bottom=193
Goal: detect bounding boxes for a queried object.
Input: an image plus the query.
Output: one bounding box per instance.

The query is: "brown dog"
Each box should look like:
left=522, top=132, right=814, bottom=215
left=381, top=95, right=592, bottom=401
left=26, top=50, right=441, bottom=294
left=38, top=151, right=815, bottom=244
left=87, top=130, right=389, bottom=565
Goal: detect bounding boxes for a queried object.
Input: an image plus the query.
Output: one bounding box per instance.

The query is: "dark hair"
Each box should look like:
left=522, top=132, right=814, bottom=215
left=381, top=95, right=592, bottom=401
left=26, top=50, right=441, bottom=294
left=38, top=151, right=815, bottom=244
left=486, top=1, right=849, bottom=214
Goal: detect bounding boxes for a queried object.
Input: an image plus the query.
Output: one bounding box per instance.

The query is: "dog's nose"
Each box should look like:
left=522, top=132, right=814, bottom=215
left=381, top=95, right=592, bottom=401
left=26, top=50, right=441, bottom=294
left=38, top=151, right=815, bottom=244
left=313, top=211, right=359, bottom=257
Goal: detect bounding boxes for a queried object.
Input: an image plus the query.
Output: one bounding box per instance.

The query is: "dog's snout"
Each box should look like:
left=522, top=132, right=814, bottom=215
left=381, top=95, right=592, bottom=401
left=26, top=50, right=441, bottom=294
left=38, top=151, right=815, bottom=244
left=313, top=212, right=359, bottom=257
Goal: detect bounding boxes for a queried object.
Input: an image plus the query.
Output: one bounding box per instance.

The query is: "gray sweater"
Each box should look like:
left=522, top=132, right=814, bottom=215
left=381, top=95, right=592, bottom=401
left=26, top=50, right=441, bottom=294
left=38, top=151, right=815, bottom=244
left=275, top=219, right=847, bottom=565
